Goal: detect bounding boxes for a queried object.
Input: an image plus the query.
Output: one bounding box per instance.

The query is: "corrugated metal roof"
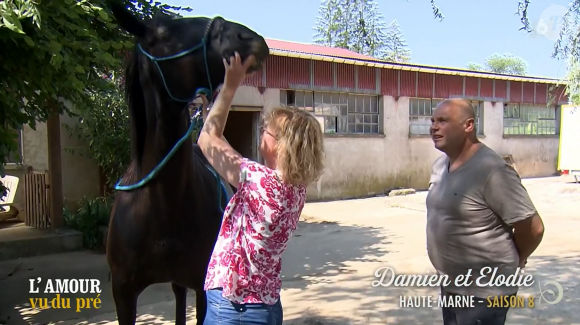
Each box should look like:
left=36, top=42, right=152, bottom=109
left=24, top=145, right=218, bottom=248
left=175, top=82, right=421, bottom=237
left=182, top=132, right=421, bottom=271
left=265, top=38, right=567, bottom=85
left=266, top=38, right=376, bottom=61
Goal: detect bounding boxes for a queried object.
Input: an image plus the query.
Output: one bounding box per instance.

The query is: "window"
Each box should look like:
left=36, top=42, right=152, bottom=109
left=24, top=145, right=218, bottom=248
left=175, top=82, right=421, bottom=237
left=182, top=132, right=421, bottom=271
left=503, top=103, right=557, bottom=135
left=408, top=98, right=438, bottom=135
left=471, top=101, right=484, bottom=135
left=280, top=90, right=380, bottom=134
left=408, top=98, right=483, bottom=135
left=6, top=128, right=23, bottom=164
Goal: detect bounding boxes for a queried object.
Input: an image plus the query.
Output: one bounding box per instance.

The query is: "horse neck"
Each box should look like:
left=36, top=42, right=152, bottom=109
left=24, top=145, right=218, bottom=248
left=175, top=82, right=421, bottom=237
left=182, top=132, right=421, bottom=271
left=140, top=98, right=193, bottom=187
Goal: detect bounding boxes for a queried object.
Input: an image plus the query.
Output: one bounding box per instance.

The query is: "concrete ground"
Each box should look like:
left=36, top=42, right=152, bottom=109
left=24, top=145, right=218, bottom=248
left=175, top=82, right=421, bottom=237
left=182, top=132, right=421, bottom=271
left=0, top=176, right=578, bottom=325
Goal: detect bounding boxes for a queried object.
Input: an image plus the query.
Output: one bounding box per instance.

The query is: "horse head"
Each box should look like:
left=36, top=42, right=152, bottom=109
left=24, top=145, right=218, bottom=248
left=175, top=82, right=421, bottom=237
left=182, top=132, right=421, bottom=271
left=111, top=3, right=268, bottom=103
left=109, top=2, right=269, bottom=167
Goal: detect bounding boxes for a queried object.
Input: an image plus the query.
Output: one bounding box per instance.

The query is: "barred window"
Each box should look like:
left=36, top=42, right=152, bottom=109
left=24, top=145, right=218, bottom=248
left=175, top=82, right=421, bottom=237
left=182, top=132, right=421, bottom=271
left=408, top=98, right=483, bottom=135
left=503, top=103, right=557, bottom=135
left=280, top=90, right=380, bottom=134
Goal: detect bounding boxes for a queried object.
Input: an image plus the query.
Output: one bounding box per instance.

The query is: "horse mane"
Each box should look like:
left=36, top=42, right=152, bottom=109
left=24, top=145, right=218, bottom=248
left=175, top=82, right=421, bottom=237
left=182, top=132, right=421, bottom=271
left=124, top=46, right=148, bottom=163
left=117, top=45, right=149, bottom=185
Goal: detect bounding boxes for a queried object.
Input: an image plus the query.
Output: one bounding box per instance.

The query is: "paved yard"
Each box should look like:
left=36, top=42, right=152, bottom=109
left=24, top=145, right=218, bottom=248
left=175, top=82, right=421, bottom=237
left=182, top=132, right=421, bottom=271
left=0, top=176, right=578, bottom=325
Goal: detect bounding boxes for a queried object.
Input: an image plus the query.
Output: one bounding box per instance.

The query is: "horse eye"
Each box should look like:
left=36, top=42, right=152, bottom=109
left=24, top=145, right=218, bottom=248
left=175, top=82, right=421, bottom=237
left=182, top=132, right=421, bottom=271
left=237, top=33, right=252, bottom=41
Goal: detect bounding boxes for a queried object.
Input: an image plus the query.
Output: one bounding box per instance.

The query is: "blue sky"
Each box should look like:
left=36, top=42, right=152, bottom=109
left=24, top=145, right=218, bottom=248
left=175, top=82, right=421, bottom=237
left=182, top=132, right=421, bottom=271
left=168, top=0, right=571, bottom=79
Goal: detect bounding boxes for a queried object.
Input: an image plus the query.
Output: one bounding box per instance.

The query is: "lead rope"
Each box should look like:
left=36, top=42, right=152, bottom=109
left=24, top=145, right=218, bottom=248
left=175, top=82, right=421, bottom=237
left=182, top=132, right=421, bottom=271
left=191, top=106, right=231, bottom=214
left=114, top=16, right=230, bottom=214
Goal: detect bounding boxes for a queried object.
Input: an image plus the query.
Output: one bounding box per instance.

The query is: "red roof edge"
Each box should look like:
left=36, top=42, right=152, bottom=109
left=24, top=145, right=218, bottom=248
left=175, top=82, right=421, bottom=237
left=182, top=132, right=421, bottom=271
left=265, top=38, right=376, bottom=61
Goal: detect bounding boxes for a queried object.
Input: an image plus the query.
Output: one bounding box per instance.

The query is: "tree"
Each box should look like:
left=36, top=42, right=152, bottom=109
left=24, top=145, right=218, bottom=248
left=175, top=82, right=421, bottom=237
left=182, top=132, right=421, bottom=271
left=427, top=0, right=579, bottom=103
left=312, top=0, right=393, bottom=59
left=466, top=54, right=528, bottom=75
left=383, top=20, right=411, bottom=63
left=312, top=0, right=342, bottom=48
left=518, top=0, right=580, bottom=103
left=466, top=63, right=484, bottom=71
left=64, top=72, right=131, bottom=191
left=0, top=0, right=191, bottom=197
left=333, top=1, right=353, bottom=50
left=350, top=0, right=389, bottom=57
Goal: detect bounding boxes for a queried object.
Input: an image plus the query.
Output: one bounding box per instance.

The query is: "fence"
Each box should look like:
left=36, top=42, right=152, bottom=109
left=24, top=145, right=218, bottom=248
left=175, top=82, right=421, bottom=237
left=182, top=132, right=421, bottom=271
left=24, top=169, right=51, bottom=229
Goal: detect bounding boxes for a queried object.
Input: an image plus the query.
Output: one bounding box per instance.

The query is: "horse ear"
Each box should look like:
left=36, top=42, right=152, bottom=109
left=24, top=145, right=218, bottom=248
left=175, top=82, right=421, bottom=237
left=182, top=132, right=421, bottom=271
left=208, top=16, right=226, bottom=39
left=109, top=1, right=147, bottom=38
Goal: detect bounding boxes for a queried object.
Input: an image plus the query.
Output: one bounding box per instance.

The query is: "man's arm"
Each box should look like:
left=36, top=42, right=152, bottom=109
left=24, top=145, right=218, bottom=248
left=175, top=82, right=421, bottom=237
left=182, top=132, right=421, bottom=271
left=483, top=165, right=545, bottom=267
left=513, top=214, right=544, bottom=266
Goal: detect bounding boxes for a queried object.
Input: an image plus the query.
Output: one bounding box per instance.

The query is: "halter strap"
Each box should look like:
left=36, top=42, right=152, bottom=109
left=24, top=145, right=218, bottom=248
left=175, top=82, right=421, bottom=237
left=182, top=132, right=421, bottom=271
left=136, top=37, right=212, bottom=102
left=114, top=18, right=230, bottom=212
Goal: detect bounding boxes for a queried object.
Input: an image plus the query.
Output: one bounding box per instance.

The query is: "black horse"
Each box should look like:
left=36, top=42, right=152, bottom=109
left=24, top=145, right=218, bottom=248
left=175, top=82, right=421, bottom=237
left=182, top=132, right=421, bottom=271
left=106, top=3, right=269, bottom=324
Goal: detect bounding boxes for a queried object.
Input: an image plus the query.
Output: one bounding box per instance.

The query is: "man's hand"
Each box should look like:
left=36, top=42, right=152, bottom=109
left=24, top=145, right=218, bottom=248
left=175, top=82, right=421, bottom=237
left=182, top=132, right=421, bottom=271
left=513, top=214, right=544, bottom=267
left=518, top=258, right=527, bottom=268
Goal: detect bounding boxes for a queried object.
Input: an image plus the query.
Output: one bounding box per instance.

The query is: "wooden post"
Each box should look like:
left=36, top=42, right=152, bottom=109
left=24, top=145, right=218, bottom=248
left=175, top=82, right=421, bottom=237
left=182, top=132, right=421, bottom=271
left=47, top=108, right=63, bottom=229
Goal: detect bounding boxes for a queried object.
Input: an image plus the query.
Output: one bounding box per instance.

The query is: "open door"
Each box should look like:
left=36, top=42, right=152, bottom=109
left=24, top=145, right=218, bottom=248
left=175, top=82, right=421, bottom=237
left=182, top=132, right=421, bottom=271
left=223, top=106, right=262, bottom=162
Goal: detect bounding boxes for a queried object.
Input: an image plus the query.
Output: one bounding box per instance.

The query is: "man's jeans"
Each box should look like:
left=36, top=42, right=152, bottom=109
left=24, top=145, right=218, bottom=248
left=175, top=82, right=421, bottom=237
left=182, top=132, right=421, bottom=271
left=441, top=288, right=512, bottom=325
left=203, top=288, right=283, bottom=325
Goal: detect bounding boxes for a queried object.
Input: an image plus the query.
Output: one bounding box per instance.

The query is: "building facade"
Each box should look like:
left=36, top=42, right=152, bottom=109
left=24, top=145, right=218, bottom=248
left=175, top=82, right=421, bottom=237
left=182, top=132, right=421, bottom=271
left=6, top=39, right=569, bottom=206
left=232, top=39, right=568, bottom=201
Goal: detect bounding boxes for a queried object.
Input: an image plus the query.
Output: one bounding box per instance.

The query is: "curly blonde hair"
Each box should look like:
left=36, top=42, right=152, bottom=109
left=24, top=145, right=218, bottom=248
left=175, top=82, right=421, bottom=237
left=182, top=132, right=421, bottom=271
left=264, top=107, right=325, bottom=186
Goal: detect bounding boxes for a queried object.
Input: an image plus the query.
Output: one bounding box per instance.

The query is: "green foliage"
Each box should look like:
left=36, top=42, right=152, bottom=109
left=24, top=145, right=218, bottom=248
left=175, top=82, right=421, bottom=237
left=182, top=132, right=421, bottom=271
left=313, top=0, right=579, bottom=101
left=466, top=54, right=528, bottom=75
left=64, top=72, right=130, bottom=189
left=383, top=20, right=411, bottom=63
left=0, top=0, right=190, bottom=199
left=428, top=0, right=444, bottom=21
left=191, top=117, right=204, bottom=142
left=564, top=57, right=580, bottom=105
left=312, top=0, right=397, bottom=59
left=512, top=1, right=580, bottom=102
left=487, top=54, right=527, bottom=75
left=63, top=196, right=113, bottom=249
left=466, top=63, right=484, bottom=71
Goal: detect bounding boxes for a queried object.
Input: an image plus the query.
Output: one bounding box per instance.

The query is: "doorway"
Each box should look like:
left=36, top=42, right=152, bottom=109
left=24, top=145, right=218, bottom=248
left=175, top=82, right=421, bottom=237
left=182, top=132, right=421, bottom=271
left=223, top=108, right=262, bottom=162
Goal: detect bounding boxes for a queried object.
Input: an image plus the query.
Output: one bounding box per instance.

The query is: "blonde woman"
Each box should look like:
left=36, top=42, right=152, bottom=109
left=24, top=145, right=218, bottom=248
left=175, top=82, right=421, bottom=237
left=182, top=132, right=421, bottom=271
left=197, top=53, right=325, bottom=325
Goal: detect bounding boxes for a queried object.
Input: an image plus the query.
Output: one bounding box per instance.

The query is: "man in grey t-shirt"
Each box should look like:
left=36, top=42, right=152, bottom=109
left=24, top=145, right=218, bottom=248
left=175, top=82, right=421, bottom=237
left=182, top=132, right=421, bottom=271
left=426, top=99, right=545, bottom=325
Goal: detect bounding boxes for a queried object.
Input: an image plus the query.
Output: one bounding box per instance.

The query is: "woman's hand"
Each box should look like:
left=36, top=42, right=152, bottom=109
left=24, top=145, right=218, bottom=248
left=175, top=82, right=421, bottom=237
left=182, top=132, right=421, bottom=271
left=223, top=52, right=255, bottom=91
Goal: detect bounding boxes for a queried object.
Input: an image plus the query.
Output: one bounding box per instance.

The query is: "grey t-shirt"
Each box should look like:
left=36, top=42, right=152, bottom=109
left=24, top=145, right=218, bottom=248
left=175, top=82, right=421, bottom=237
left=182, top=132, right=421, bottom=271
left=426, top=144, right=538, bottom=298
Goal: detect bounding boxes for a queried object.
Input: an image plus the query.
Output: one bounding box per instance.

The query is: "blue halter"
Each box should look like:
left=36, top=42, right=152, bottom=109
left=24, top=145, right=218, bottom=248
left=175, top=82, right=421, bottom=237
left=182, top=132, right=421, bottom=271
left=114, top=19, right=231, bottom=213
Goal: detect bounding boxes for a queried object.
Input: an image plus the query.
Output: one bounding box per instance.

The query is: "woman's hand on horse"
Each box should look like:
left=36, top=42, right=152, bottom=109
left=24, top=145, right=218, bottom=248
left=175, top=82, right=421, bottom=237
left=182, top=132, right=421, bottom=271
left=222, top=52, right=256, bottom=91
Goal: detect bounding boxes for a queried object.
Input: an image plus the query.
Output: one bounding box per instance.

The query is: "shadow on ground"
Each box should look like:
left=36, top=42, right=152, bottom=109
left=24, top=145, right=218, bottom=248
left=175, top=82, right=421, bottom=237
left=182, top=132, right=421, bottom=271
left=282, top=217, right=394, bottom=289
left=0, top=217, right=393, bottom=325
left=285, top=308, right=353, bottom=325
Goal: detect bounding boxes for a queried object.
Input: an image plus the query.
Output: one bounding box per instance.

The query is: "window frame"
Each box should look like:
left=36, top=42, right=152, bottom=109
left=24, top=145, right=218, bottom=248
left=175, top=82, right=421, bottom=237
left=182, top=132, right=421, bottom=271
left=408, top=98, right=485, bottom=136
left=502, top=103, right=558, bottom=136
left=280, top=89, right=382, bottom=135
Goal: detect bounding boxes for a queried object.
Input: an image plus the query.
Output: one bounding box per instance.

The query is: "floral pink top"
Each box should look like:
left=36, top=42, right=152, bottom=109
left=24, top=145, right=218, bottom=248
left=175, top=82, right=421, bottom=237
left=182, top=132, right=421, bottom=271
left=204, top=158, right=307, bottom=305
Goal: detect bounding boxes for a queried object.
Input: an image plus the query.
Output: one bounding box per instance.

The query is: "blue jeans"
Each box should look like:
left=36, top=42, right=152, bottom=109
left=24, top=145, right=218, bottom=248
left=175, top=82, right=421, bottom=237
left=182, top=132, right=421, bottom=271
left=203, top=288, right=283, bottom=325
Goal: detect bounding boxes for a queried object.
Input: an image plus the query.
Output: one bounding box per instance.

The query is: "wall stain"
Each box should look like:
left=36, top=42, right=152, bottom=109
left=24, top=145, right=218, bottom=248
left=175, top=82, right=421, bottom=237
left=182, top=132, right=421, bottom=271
left=307, top=170, right=431, bottom=202
left=538, top=142, right=549, bottom=163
